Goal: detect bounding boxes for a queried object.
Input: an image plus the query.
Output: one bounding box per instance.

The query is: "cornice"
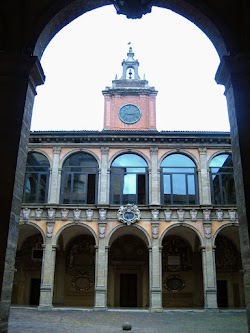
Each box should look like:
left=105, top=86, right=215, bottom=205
left=29, top=130, right=231, bottom=146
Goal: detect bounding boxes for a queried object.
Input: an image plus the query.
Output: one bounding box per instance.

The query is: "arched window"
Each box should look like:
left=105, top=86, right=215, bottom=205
left=210, top=154, right=236, bottom=205
left=160, top=153, right=198, bottom=205
left=110, top=153, right=148, bottom=205
left=23, top=152, right=50, bottom=204
left=60, top=152, right=98, bottom=204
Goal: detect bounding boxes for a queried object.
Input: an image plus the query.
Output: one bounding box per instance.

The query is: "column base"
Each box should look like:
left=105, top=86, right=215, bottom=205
left=38, top=305, right=53, bottom=310
left=150, top=306, right=163, bottom=313
left=93, top=306, right=108, bottom=311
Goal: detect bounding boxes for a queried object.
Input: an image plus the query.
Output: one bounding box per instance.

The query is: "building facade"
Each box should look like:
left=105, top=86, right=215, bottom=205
left=12, top=48, right=244, bottom=311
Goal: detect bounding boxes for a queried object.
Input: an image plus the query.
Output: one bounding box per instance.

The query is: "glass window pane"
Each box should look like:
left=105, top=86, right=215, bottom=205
left=138, top=174, right=146, bottom=205
left=111, top=153, right=148, bottom=205
left=38, top=174, right=47, bottom=202
left=23, top=174, right=38, bottom=203
left=72, top=174, right=87, bottom=204
left=210, top=154, right=232, bottom=168
left=62, top=173, right=71, bottom=204
left=112, top=174, right=122, bottom=204
left=161, top=154, right=195, bottom=167
left=187, top=174, right=196, bottom=204
left=87, top=174, right=96, bottom=204
left=112, top=153, right=147, bottom=167
left=123, top=174, right=136, bottom=204
left=173, top=174, right=186, bottom=204
left=210, top=154, right=235, bottom=205
left=163, top=174, right=171, bottom=204
left=222, top=173, right=236, bottom=204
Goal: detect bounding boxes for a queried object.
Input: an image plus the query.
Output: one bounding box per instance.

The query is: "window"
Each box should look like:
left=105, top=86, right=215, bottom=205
left=160, top=154, right=198, bottom=205
left=60, top=152, right=98, bottom=204
left=23, top=152, right=50, bottom=204
left=110, top=153, right=148, bottom=205
left=210, top=154, right=236, bottom=205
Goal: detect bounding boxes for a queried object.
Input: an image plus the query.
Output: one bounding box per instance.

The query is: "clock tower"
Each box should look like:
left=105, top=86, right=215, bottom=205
left=103, top=46, right=157, bottom=131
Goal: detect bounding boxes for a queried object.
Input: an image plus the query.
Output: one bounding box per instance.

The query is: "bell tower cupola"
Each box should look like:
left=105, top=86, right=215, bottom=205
left=121, top=46, right=140, bottom=80
left=102, top=45, right=158, bottom=131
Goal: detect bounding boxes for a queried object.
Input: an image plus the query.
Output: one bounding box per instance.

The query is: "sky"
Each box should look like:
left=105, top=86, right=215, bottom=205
left=31, top=5, right=230, bottom=132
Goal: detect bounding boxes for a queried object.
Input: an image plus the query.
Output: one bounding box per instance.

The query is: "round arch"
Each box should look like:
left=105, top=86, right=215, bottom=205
left=159, top=149, right=199, bottom=169
left=53, top=222, right=98, bottom=248
left=207, top=150, right=232, bottom=166
left=108, top=149, right=150, bottom=169
left=32, top=3, right=229, bottom=60
left=27, top=149, right=52, bottom=168
left=213, top=223, right=240, bottom=249
left=17, top=222, right=45, bottom=250
left=60, top=149, right=101, bottom=169
left=106, top=223, right=151, bottom=248
left=160, top=222, right=204, bottom=248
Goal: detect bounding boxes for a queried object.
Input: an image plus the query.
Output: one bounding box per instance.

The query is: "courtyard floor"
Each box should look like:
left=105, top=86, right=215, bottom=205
left=8, top=307, right=247, bottom=333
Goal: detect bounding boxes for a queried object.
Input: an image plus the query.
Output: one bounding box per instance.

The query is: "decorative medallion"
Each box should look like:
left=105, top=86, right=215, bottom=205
left=163, top=275, right=185, bottom=292
left=117, top=204, right=141, bottom=225
left=72, top=269, right=94, bottom=291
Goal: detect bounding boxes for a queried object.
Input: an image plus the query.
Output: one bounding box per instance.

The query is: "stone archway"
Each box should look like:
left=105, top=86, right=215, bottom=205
left=11, top=224, right=44, bottom=306
left=53, top=225, right=96, bottom=307
left=108, top=228, right=149, bottom=308
left=214, top=226, right=245, bottom=308
left=2, top=1, right=250, bottom=332
left=161, top=226, right=204, bottom=308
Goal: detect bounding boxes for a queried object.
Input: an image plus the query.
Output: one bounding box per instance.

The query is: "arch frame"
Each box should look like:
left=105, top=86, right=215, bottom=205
left=105, top=223, right=152, bottom=248
left=159, top=222, right=205, bottom=248
left=53, top=221, right=98, bottom=248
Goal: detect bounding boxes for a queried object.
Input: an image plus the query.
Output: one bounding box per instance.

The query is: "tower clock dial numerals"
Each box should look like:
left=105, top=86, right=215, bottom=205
left=119, top=104, right=141, bottom=124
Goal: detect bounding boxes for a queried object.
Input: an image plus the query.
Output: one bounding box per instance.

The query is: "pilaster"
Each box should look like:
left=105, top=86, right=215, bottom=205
left=150, top=148, right=160, bottom=205
left=94, top=241, right=109, bottom=310
left=216, top=54, right=250, bottom=324
left=0, top=54, right=45, bottom=333
left=39, top=222, right=56, bottom=309
left=149, top=212, right=162, bottom=312
left=98, top=147, right=109, bottom=205
left=48, top=147, right=61, bottom=204
left=198, top=148, right=211, bottom=205
left=201, top=237, right=218, bottom=309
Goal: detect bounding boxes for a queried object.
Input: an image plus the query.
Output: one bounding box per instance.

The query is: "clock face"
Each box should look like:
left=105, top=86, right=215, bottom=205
left=119, top=104, right=141, bottom=124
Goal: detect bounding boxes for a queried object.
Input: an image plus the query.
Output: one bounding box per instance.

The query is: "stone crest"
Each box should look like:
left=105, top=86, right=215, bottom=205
left=117, top=204, right=141, bottom=225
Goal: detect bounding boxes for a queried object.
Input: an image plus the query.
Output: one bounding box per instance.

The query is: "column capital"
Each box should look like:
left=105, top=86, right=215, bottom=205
left=0, top=54, right=45, bottom=88
left=53, top=147, right=61, bottom=154
left=101, top=147, right=109, bottom=155
left=198, top=147, right=207, bottom=155
left=150, top=147, right=158, bottom=155
left=215, top=54, right=250, bottom=91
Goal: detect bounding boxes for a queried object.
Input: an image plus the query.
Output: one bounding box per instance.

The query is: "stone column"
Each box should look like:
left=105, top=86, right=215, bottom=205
left=216, top=54, right=250, bottom=326
left=149, top=213, right=162, bottom=312
left=98, top=147, right=109, bottom=205
left=94, top=210, right=108, bottom=310
left=150, top=148, right=160, bottom=205
left=0, top=55, right=45, bottom=333
left=48, top=147, right=61, bottom=204
left=39, top=222, right=56, bottom=309
left=198, top=148, right=211, bottom=205
left=201, top=224, right=218, bottom=309
left=94, top=241, right=108, bottom=310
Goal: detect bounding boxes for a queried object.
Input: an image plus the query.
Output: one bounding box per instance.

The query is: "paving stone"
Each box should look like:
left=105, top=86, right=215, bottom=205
left=8, top=307, right=247, bottom=333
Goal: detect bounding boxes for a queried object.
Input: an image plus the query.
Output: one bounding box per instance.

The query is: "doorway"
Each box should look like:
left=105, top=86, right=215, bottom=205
left=29, top=278, right=41, bottom=305
left=120, top=273, right=137, bottom=307
left=217, top=280, right=228, bottom=307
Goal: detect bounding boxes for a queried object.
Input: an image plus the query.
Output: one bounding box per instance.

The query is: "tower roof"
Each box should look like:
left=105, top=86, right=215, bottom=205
left=121, top=46, right=140, bottom=80
left=103, top=45, right=157, bottom=94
